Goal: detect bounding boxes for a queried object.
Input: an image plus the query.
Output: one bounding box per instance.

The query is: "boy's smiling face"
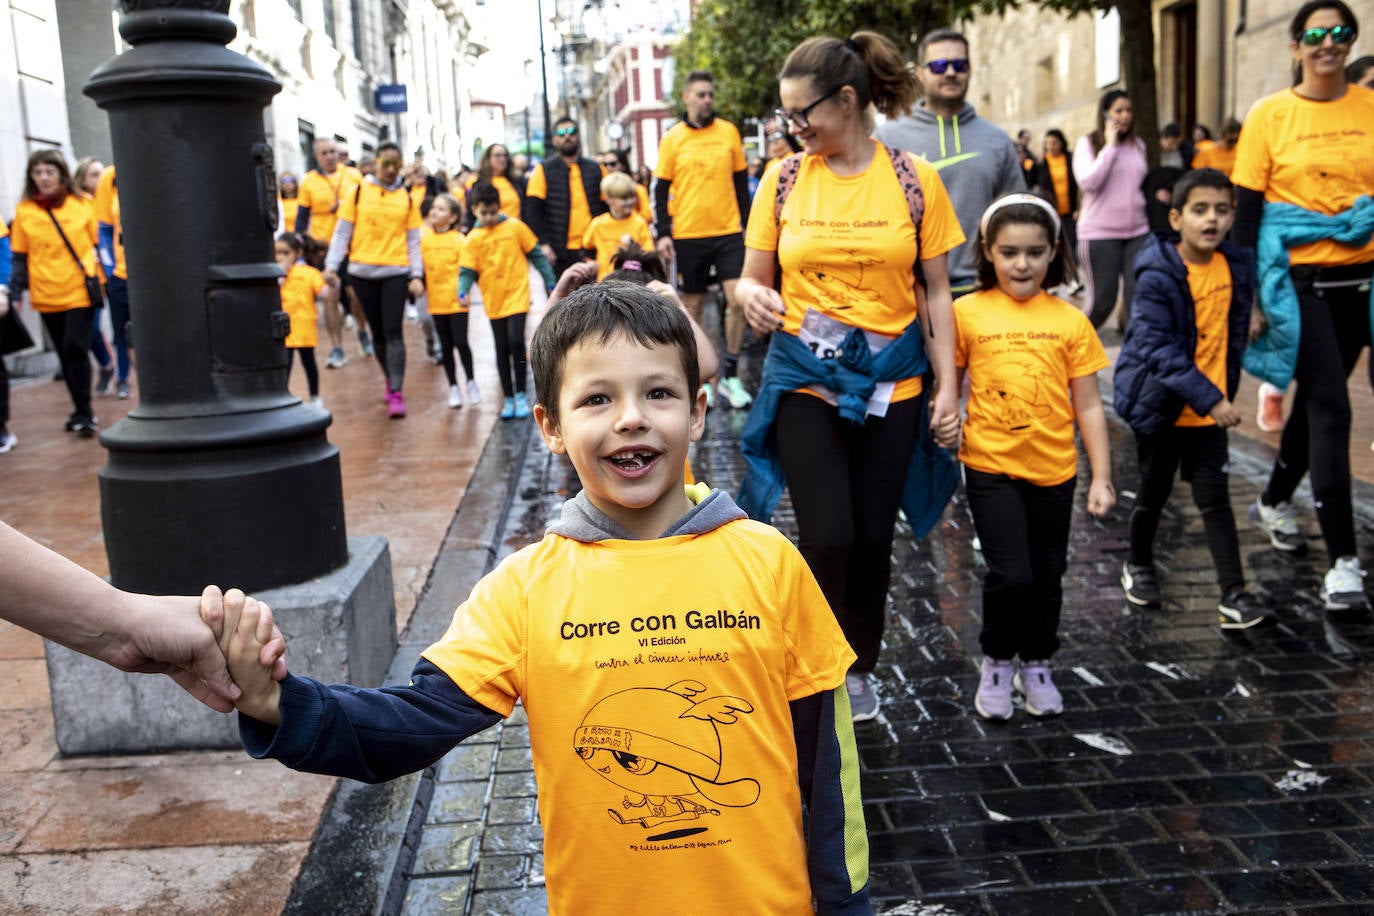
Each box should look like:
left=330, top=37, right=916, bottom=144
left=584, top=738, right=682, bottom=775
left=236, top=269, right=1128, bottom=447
left=535, top=334, right=706, bottom=539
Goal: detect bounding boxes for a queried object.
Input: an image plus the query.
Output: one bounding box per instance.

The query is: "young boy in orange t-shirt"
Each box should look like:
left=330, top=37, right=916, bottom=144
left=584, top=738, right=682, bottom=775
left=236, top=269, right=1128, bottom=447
left=581, top=172, right=653, bottom=280
left=208, top=282, right=871, bottom=915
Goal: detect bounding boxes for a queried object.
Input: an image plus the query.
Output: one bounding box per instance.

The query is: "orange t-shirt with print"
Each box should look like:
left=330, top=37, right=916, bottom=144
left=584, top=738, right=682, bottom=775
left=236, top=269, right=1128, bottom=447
left=1176, top=251, right=1233, bottom=427
left=655, top=118, right=748, bottom=239
left=1231, top=86, right=1374, bottom=266
left=465, top=174, right=522, bottom=220
left=1191, top=144, right=1237, bottom=177
left=421, top=226, right=465, bottom=315
left=746, top=142, right=964, bottom=402
left=281, top=262, right=325, bottom=348
left=11, top=194, right=98, bottom=312
left=956, top=288, right=1109, bottom=486
left=421, top=513, right=855, bottom=916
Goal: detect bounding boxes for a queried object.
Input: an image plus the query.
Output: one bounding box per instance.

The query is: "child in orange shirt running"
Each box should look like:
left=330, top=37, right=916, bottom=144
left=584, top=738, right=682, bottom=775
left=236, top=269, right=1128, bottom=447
left=275, top=232, right=325, bottom=407
left=955, top=194, right=1116, bottom=721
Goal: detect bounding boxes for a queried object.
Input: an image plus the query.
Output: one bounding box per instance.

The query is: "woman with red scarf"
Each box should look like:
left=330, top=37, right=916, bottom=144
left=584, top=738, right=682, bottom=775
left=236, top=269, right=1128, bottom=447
left=10, top=150, right=101, bottom=436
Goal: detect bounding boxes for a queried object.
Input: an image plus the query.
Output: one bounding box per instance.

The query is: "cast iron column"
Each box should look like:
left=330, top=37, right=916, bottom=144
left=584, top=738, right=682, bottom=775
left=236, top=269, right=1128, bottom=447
left=86, top=0, right=347, bottom=594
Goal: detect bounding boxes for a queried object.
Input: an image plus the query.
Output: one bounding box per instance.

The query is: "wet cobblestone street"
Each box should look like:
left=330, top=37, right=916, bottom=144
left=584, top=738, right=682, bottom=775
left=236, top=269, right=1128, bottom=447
left=408, top=402, right=1374, bottom=915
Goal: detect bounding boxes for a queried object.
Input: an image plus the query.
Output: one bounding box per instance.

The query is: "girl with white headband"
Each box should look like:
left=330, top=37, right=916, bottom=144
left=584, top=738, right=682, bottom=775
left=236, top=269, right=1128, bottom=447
left=954, top=192, right=1116, bottom=721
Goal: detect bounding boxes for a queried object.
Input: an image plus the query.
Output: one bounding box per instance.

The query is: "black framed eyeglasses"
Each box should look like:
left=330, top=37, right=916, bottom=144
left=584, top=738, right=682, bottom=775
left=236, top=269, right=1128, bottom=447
left=1299, top=24, right=1357, bottom=45
left=923, top=58, right=970, bottom=75
left=555, top=126, right=578, bottom=137
left=774, top=86, right=842, bottom=131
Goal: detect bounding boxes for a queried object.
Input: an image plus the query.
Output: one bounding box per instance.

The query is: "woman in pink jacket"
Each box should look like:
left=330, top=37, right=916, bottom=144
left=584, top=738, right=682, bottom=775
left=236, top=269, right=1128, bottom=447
left=1073, top=89, right=1150, bottom=329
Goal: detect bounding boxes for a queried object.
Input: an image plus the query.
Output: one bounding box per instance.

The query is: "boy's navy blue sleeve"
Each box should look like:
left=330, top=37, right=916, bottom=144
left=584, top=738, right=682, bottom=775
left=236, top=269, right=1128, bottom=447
left=1132, top=268, right=1225, bottom=416
left=239, top=659, right=504, bottom=784
left=792, top=688, right=872, bottom=915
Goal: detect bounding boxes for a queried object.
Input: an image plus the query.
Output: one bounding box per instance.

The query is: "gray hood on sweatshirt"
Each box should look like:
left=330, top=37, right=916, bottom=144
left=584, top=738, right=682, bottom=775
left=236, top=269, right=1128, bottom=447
left=873, top=100, right=1025, bottom=287
left=547, top=487, right=747, bottom=542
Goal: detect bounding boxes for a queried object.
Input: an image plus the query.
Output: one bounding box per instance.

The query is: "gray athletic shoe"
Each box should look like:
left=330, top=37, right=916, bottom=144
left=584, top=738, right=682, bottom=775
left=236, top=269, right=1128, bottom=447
left=845, top=673, right=879, bottom=722
left=1248, top=498, right=1307, bottom=553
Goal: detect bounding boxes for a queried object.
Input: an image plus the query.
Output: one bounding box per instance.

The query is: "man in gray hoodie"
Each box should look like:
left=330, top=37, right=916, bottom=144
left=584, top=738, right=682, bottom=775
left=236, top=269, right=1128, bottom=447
left=874, top=28, right=1024, bottom=296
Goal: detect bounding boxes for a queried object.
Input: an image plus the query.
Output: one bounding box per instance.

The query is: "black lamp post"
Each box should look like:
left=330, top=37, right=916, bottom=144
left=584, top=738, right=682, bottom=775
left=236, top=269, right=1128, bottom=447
left=84, top=0, right=347, bottom=595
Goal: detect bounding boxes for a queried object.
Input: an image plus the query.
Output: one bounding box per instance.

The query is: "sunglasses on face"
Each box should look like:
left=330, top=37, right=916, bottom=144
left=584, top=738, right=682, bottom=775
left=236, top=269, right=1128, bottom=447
left=1299, top=24, right=1357, bottom=45
left=923, top=58, right=970, bottom=74
left=555, top=127, right=578, bottom=137
left=774, top=85, right=841, bottom=131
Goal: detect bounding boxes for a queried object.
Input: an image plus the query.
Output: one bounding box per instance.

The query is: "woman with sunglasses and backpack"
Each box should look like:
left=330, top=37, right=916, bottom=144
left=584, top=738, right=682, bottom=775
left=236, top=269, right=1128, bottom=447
left=1235, top=0, right=1374, bottom=613
left=1073, top=89, right=1151, bottom=330
left=736, top=32, right=964, bottom=723
left=10, top=150, right=101, bottom=436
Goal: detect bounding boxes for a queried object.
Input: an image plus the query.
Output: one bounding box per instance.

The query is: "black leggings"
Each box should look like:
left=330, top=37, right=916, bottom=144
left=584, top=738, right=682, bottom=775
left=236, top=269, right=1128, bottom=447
left=433, top=312, right=475, bottom=387
left=775, top=392, right=921, bottom=673
left=965, top=467, right=1076, bottom=661
left=41, top=307, right=94, bottom=419
left=1129, top=425, right=1242, bottom=593
left=290, top=347, right=319, bottom=397
left=1261, top=264, right=1374, bottom=562
left=351, top=274, right=408, bottom=392
left=490, top=313, right=527, bottom=398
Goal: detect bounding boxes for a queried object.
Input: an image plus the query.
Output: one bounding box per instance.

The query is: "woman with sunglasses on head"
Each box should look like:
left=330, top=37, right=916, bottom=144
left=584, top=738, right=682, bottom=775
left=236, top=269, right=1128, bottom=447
left=736, top=32, right=964, bottom=722
left=1234, top=0, right=1374, bottom=613
left=1072, top=89, right=1150, bottom=330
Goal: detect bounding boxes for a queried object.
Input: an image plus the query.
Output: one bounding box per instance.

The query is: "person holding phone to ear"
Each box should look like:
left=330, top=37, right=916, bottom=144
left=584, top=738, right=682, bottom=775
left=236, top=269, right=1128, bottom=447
left=1073, top=89, right=1150, bottom=330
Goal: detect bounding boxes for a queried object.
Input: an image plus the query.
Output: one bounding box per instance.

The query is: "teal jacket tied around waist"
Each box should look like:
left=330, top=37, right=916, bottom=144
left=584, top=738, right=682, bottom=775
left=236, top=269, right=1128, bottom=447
left=1242, top=197, right=1374, bottom=389
left=737, top=323, right=958, bottom=538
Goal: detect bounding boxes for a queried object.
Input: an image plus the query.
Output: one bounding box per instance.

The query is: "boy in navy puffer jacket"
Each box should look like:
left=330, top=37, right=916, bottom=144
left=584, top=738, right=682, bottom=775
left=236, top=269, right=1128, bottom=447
left=1114, top=168, right=1270, bottom=630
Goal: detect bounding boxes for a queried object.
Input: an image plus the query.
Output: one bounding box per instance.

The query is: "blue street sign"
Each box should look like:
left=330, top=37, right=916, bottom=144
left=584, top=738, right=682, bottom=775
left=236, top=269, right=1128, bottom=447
left=375, top=84, right=408, bottom=113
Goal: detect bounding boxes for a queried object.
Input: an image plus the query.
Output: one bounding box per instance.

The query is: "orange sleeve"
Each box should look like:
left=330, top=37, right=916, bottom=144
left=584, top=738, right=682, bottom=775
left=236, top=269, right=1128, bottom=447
left=525, top=164, right=547, bottom=200
left=1230, top=99, right=1272, bottom=192
left=743, top=163, right=781, bottom=253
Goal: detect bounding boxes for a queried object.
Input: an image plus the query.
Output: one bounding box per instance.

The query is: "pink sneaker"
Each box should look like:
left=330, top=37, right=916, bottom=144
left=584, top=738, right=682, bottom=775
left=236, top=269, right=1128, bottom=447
left=383, top=383, right=392, bottom=404
left=387, top=391, right=406, bottom=418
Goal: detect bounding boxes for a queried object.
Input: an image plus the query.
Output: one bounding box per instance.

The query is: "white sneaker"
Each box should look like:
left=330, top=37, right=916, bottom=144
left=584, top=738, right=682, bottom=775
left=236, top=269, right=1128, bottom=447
left=405, top=303, right=419, bottom=320
left=344, top=314, right=357, bottom=331
left=309, top=396, right=326, bottom=411
left=1248, top=498, right=1307, bottom=553
left=1322, top=556, right=1368, bottom=612
left=0, top=429, right=16, bottom=453
left=466, top=379, right=480, bottom=404
left=448, top=384, right=463, bottom=408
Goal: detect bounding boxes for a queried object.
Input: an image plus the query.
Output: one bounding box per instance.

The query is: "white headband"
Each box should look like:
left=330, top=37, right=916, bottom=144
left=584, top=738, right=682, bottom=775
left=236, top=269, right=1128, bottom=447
left=979, top=193, right=1061, bottom=243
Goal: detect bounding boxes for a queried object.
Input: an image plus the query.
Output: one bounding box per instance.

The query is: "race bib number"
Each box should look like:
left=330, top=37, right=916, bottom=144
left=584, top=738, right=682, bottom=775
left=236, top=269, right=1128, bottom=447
left=797, top=310, right=894, bottom=417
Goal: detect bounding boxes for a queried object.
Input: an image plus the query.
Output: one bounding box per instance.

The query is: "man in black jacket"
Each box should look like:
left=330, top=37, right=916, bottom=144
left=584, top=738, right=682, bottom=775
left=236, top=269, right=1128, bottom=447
left=523, top=117, right=606, bottom=278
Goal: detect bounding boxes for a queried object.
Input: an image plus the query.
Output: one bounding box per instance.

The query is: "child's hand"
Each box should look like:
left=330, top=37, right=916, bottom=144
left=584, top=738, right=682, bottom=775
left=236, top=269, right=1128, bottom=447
left=645, top=279, right=682, bottom=305
left=215, top=588, right=285, bottom=725
left=1087, top=478, right=1116, bottom=517
left=1209, top=398, right=1242, bottom=428
left=1249, top=308, right=1267, bottom=343
left=322, top=269, right=341, bottom=288
left=929, top=388, right=962, bottom=450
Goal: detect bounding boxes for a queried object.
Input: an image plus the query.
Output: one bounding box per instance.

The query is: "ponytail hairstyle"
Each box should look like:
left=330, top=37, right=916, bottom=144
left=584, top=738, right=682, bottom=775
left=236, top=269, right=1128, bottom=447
left=1088, top=89, right=1132, bottom=155
left=606, top=241, right=669, bottom=284
left=973, top=194, right=1078, bottom=292
left=779, top=31, right=919, bottom=127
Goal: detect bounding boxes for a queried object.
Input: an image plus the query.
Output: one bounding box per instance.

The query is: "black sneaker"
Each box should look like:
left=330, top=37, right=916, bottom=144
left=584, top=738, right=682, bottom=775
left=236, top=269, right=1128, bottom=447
left=1219, top=587, right=1271, bottom=630
left=1121, top=562, right=1161, bottom=606
left=71, top=414, right=99, bottom=437
left=95, top=365, right=114, bottom=396
left=62, top=413, right=82, bottom=432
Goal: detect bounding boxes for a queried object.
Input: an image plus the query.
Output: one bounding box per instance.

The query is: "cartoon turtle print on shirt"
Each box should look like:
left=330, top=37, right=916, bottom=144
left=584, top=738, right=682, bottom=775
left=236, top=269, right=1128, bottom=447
left=573, top=680, right=761, bottom=830
left=980, top=361, right=1054, bottom=431
left=799, top=249, right=884, bottom=312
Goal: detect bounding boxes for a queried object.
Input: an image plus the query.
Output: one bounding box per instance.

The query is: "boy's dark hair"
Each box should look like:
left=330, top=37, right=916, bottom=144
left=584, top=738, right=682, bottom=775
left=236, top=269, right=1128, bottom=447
left=974, top=197, right=1077, bottom=292
left=685, top=70, right=714, bottom=86
left=531, top=281, right=700, bottom=427
left=1171, top=168, right=1234, bottom=211
left=471, top=181, right=501, bottom=209
left=376, top=140, right=402, bottom=158
left=606, top=242, right=669, bottom=284
left=1160, top=121, right=1183, bottom=139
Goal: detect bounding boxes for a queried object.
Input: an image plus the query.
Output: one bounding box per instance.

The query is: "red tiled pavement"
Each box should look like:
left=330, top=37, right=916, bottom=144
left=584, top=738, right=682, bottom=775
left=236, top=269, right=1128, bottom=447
left=0, top=304, right=515, bottom=914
